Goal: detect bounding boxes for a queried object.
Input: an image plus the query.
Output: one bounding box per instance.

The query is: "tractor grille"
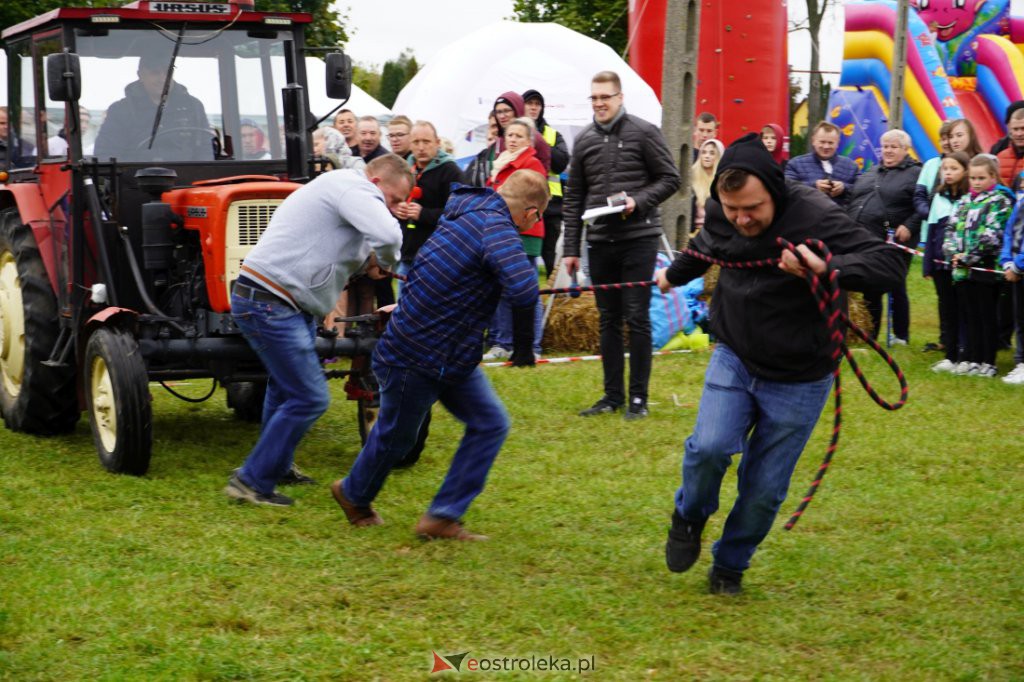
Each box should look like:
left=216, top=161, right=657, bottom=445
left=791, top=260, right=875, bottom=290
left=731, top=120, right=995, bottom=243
left=234, top=202, right=279, bottom=245
left=226, top=199, right=284, bottom=292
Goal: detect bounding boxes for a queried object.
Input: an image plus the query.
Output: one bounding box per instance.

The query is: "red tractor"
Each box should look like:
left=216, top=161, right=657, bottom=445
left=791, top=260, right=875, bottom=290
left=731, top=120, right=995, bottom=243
left=0, top=0, right=381, bottom=474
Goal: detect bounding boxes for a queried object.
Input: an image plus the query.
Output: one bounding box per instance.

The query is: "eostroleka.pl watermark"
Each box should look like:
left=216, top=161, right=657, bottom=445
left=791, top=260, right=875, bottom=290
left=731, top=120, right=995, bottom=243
left=431, top=651, right=596, bottom=675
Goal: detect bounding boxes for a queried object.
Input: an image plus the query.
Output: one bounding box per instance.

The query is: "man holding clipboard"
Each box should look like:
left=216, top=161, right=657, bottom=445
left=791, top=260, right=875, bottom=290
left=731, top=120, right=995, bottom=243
left=561, top=71, right=681, bottom=419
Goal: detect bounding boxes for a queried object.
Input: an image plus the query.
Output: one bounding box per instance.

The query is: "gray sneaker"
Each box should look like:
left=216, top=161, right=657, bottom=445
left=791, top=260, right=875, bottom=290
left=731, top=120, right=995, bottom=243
left=225, top=472, right=294, bottom=507
left=482, top=346, right=511, bottom=361
left=278, top=464, right=317, bottom=485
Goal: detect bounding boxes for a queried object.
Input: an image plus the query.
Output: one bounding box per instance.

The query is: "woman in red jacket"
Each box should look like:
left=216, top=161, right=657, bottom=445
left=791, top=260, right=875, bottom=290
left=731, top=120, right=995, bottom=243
left=487, top=117, right=547, bottom=255
left=483, top=117, right=548, bottom=361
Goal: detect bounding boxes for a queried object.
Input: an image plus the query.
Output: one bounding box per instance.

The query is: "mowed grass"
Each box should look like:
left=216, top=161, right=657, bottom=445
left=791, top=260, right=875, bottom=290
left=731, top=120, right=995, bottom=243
left=1, top=263, right=1023, bottom=681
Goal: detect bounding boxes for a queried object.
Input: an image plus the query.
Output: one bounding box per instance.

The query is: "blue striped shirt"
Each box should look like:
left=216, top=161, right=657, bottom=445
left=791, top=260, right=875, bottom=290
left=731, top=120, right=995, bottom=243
left=374, top=185, right=538, bottom=381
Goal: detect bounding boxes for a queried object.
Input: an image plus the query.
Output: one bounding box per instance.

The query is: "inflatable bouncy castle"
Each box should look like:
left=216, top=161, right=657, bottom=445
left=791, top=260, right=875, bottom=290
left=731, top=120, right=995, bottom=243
left=835, top=0, right=1024, bottom=168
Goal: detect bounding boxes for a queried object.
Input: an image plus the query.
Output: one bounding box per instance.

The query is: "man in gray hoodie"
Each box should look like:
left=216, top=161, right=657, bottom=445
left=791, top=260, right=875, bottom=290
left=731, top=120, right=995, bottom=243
left=225, top=155, right=411, bottom=506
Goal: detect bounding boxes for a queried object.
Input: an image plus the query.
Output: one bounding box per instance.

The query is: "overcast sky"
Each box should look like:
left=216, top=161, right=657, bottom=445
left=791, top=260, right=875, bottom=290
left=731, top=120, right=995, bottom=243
left=340, top=0, right=843, bottom=97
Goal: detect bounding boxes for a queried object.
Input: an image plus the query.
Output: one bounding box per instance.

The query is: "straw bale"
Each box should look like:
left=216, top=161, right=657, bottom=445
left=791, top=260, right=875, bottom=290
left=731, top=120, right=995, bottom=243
left=845, top=292, right=874, bottom=344
left=542, top=293, right=601, bottom=353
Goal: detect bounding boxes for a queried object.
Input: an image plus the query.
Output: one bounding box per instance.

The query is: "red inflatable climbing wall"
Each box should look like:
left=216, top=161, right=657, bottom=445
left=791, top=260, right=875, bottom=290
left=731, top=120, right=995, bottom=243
left=629, top=0, right=789, bottom=146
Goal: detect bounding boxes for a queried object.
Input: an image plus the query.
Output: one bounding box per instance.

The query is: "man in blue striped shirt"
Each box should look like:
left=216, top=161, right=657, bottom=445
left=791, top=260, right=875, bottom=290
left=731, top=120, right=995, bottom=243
left=332, top=170, right=550, bottom=541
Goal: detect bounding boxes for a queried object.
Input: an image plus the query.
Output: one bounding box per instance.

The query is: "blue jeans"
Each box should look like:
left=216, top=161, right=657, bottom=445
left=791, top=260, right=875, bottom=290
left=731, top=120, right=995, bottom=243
left=231, top=294, right=330, bottom=494
left=674, top=344, right=833, bottom=573
left=343, top=363, right=510, bottom=520
left=489, top=297, right=544, bottom=354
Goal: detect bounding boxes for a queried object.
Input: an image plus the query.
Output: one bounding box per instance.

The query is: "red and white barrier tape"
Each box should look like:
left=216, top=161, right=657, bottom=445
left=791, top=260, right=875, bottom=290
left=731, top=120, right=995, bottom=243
left=886, top=239, right=1004, bottom=276
left=481, top=348, right=695, bottom=368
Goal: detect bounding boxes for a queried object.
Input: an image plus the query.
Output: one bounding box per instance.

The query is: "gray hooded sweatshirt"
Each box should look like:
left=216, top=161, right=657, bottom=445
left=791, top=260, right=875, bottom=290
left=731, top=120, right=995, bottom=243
left=241, top=169, right=403, bottom=316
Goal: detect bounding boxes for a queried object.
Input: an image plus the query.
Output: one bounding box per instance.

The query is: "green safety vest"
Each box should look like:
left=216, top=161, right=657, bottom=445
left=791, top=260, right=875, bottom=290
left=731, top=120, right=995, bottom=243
left=542, top=125, right=563, bottom=198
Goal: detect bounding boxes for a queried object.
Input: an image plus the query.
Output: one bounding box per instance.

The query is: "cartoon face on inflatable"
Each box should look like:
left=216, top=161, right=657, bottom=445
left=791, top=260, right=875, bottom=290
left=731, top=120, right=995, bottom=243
left=912, top=0, right=986, bottom=41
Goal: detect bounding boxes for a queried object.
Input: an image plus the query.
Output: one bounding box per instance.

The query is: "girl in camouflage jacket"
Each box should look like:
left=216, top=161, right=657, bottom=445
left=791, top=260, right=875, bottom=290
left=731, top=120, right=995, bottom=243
left=942, top=154, right=1014, bottom=376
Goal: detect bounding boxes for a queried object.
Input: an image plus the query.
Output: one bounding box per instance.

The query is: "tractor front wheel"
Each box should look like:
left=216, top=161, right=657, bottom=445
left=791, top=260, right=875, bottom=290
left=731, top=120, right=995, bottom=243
left=84, top=327, right=152, bottom=475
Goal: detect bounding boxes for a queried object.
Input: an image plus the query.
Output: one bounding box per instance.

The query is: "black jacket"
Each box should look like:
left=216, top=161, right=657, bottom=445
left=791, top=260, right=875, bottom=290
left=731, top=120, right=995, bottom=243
left=462, top=144, right=494, bottom=188
left=94, top=80, right=212, bottom=162
left=845, top=157, right=923, bottom=243
left=562, top=110, right=680, bottom=257
left=360, top=144, right=388, bottom=162
left=401, top=156, right=464, bottom=263
left=0, top=136, right=35, bottom=167
left=666, top=181, right=907, bottom=382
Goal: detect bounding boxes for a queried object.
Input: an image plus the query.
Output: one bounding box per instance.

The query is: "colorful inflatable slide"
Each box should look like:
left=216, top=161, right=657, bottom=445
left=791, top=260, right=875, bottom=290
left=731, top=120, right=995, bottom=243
left=833, top=0, right=1024, bottom=167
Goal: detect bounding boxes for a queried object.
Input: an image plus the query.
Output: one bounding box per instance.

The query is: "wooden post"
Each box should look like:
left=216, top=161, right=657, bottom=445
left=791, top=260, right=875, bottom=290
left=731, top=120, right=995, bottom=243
left=659, top=0, right=701, bottom=249
left=888, top=0, right=909, bottom=130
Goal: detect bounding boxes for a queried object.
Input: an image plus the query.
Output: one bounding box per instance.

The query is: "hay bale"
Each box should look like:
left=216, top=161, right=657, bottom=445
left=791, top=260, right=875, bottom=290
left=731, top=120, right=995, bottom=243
left=700, top=264, right=720, bottom=298
left=542, top=293, right=601, bottom=353
left=846, top=292, right=874, bottom=344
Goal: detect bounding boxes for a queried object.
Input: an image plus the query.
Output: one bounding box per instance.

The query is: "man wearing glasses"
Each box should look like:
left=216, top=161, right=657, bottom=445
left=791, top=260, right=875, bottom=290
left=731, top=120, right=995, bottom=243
left=386, top=115, right=414, bottom=161
left=562, top=70, right=681, bottom=420
left=333, top=170, right=550, bottom=541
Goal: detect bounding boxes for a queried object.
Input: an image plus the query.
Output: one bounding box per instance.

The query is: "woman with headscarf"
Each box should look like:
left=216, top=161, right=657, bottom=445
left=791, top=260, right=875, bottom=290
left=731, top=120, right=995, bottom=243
left=760, top=123, right=787, bottom=169
left=313, top=126, right=365, bottom=172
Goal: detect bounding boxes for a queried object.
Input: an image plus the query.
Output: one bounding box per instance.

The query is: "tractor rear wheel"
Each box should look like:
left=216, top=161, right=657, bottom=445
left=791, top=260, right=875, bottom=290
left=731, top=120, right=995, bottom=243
left=0, top=208, right=79, bottom=434
left=84, top=327, right=152, bottom=475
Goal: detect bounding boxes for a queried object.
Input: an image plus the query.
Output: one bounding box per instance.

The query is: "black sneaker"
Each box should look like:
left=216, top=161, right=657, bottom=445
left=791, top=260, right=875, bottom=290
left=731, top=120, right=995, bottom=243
left=623, top=397, right=648, bottom=420
left=665, top=510, right=705, bottom=573
left=224, top=472, right=294, bottom=507
left=578, top=398, right=622, bottom=417
left=708, top=565, right=743, bottom=595
left=278, top=464, right=317, bottom=486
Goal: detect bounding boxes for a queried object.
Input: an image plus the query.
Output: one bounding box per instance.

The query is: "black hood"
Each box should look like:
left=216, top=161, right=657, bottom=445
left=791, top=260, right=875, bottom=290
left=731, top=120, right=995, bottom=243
left=522, top=88, right=547, bottom=129
left=710, top=132, right=788, bottom=214
left=1005, top=100, right=1024, bottom=124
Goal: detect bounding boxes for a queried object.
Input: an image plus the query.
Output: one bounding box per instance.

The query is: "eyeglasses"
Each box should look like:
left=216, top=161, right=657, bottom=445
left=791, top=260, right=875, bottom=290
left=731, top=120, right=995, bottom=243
left=494, top=107, right=515, bottom=116
left=588, top=92, right=620, bottom=103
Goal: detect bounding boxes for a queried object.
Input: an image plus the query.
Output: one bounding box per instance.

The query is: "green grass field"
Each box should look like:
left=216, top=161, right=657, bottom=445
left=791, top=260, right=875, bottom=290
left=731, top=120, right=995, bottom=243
left=1, top=265, right=1022, bottom=681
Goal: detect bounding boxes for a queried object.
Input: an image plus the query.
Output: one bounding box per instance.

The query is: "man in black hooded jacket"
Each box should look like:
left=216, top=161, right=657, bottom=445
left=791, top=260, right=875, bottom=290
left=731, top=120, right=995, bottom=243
left=655, top=133, right=905, bottom=595
left=523, top=88, right=570, bottom=275
left=94, top=52, right=212, bottom=162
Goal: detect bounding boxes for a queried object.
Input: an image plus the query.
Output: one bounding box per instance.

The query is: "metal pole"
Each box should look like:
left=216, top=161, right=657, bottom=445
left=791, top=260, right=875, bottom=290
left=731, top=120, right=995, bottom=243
left=659, top=0, right=701, bottom=249
left=888, top=0, right=910, bottom=130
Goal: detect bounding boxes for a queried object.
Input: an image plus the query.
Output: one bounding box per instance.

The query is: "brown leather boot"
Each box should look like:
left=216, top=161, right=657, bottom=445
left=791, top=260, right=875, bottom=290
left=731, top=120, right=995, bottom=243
left=414, top=514, right=488, bottom=541
left=330, top=480, right=383, bottom=526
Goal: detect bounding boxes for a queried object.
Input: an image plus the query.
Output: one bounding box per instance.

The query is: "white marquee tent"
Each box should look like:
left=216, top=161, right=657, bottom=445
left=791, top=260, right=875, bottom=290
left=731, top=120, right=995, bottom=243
left=391, top=21, right=663, bottom=163
left=305, top=57, right=392, bottom=121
